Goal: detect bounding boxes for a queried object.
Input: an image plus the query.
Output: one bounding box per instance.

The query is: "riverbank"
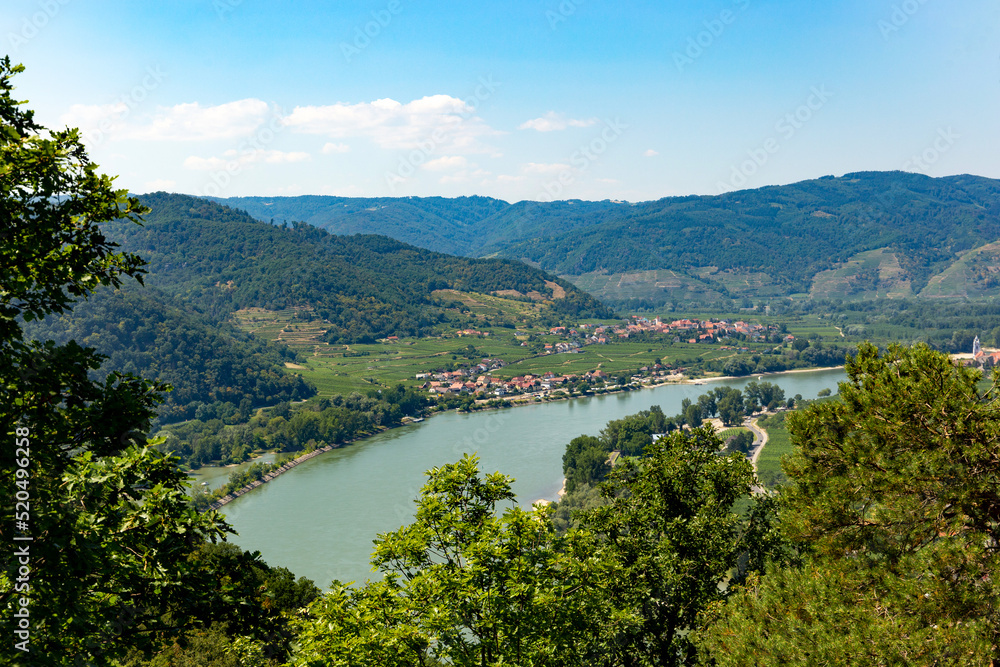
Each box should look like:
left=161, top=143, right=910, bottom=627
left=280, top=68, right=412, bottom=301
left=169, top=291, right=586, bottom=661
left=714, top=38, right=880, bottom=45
left=197, top=364, right=846, bottom=508
left=206, top=445, right=336, bottom=510
left=475, top=364, right=845, bottom=410
left=219, top=367, right=847, bottom=587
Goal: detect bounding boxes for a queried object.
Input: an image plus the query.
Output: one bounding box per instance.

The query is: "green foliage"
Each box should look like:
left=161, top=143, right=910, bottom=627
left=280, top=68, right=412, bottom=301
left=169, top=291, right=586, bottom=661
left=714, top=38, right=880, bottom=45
left=583, top=427, right=769, bottom=666
left=102, top=192, right=612, bottom=344
left=722, top=429, right=754, bottom=455
left=699, top=343, right=1000, bottom=663
left=292, top=455, right=612, bottom=666
left=550, top=482, right=607, bottom=533
left=562, top=406, right=671, bottom=492
left=22, top=286, right=315, bottom=423
left=699, top=558, right=995, bottom=665
left=163, top=386, right=429, bottom=469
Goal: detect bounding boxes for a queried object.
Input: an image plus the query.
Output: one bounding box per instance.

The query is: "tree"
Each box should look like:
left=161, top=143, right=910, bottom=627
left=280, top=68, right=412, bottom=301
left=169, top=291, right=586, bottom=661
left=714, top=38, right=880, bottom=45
left=713, top=387, right=745, bottom=426
left=0, top=58, right=231, bottom=665
left=743, top=380, right=784, bottom=413
left=293, top=455, right=611, bottom=666
left=583, top=427, right=765, bottom=666
left=698, top=343, right=1000, bottom=664
left=723, top=430, right=754, bottom=455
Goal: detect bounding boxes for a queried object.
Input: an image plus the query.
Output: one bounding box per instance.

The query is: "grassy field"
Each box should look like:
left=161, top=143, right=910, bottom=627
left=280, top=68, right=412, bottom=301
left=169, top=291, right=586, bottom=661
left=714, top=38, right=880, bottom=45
left=755, top=413, right=792, bottom=488
left=230, top=296, right=857, bottom=398
left=717, top=427, right=750, bottom=440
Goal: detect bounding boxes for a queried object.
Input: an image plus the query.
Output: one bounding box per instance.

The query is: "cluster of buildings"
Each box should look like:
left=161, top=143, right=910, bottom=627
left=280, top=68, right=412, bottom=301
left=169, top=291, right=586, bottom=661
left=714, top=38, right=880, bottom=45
left=420, top=368, right=617, bottom=397
left=540, top=318, right=777, bottom=346
left=410, top=316, right=779, bottom=400
left=971, top=336, right=1000, bottom=367
left=599, top=316, right=777, bottom=343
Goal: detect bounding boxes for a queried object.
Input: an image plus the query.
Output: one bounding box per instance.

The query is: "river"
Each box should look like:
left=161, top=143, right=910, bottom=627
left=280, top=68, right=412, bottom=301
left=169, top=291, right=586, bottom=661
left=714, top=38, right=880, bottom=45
left=217, top=368, right=846, bottom=588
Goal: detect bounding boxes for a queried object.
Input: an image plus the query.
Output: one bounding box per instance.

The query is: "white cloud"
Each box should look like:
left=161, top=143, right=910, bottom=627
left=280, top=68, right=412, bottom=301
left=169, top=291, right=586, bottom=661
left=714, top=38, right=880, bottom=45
left=522, top=162, right=571, bottom=175
left=321, top=142, right=351, bottom=154
left=518, top=111, right=598, bottom=132
left=643, top=149, right=659, bottom=157
left=184, top=149, right=310, bottom=171
left=61, top=103, right=130, bottom=141
left=63, top=99, right=274, bottom=142
left=143, top=179, right=176, bottom=191
left=283, top=95, right=499, bottom=152
left=423, top=155, right=469, bottom=171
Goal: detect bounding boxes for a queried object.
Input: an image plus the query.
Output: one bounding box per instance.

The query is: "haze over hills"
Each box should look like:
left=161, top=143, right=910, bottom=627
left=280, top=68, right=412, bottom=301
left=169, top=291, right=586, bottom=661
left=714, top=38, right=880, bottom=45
left=212, top=172, right=1000, bottom=308
left=206, top=194, right=631, bottom=258
left=112, top=193, right=610, bottom=338
left=27, top=193, right=612, bottom=421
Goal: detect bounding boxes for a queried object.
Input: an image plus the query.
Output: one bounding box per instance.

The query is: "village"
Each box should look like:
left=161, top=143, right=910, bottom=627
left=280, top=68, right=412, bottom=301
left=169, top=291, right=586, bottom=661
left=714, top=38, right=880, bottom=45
left=414, top=317, right=787, bottom=400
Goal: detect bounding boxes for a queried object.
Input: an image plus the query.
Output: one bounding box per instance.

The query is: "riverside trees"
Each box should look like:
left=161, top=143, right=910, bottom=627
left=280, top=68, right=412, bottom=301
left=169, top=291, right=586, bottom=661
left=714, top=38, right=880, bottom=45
left=0, top=58, right=311, bottom=666
left=698, top=342, right=1000, bottom=664
left=292, top=432, right=773, bottom=666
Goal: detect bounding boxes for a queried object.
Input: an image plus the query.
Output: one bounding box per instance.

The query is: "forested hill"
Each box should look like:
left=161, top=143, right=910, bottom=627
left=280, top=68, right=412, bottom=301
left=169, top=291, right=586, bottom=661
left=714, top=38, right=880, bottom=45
left=213, top=172, right=1000, bottom=304
left=22, top=286, right=315, bottom=423
left=207, top=194, right=632, bottom=258
left=207, top=194, right=510, bottom=256
left=498, top=172, right=1000, bottom=292
left=109, top=193, right=612, bottom=342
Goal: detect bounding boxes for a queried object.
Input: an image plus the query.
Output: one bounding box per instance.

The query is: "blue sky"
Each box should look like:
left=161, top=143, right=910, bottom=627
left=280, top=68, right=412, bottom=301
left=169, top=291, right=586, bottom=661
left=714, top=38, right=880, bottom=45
left=3, top=0, right=997, bottom=202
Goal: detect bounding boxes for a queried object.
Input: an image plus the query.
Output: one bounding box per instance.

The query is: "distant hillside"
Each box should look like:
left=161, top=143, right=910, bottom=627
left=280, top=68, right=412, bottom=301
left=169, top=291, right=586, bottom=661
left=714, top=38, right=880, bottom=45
left=23, top=286, right=315, bottom=423
left=111, top=193, right=612, bottom=342
left=213, top=172, right=1000, bottom=307
left=499, top=172, right=1000, bottom=303
left=208, top=194, right=630, bottom=258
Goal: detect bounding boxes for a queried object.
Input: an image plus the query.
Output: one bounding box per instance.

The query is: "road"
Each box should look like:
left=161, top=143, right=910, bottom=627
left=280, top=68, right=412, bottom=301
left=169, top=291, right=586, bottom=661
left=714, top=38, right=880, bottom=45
left=746, top=417, right=769, bottom=495
left=747, top=417, right=769, bottom=472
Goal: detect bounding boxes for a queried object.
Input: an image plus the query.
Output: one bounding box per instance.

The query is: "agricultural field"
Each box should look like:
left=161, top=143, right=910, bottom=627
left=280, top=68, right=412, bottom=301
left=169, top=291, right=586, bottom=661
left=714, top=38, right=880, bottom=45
left=430, top=288, right=547, bottom=321
left=809, top=248, right=913, bottom=300
left=920, top=241, right=1000, bottom=298
left=716, top=427, right=751, bottom=441
left=231, top=300, right=858, bottom=398
left=568, top=269, right=724, bottom=304
left=755, top=412, right=792, bottom=488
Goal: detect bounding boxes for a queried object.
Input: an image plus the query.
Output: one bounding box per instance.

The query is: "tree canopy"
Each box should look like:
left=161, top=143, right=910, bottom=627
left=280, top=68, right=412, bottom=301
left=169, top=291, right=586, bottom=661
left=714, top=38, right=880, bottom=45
left=0, top=58, right=315, bottom=666
left=698, top=343, right=1000, bottom=663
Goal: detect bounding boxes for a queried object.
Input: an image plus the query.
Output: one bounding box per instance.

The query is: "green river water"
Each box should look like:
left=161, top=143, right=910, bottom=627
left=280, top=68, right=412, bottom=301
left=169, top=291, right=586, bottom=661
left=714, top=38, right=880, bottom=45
left=211, top=369, right=846, bottom=588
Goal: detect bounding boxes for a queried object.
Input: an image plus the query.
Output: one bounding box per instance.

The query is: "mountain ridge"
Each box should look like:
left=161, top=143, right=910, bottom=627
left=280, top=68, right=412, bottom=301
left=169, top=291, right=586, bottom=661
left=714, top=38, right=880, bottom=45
left=209, top=171, right=1000, bottom=306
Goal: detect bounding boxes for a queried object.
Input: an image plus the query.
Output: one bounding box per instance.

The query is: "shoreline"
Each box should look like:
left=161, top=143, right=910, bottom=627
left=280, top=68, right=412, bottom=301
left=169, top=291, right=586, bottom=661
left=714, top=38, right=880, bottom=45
left=199, top=364, right=845, bottom=508
left=206, top=445, right=337, bottom=510
left=475, top=364, right=845, bottom=410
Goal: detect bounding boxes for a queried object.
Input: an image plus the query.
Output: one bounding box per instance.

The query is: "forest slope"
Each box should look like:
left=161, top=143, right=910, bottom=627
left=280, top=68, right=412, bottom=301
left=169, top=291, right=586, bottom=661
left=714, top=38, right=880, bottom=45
left=214, top=172, right=1000, bottom=305
left=107, top=193, right=611, bottom=342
